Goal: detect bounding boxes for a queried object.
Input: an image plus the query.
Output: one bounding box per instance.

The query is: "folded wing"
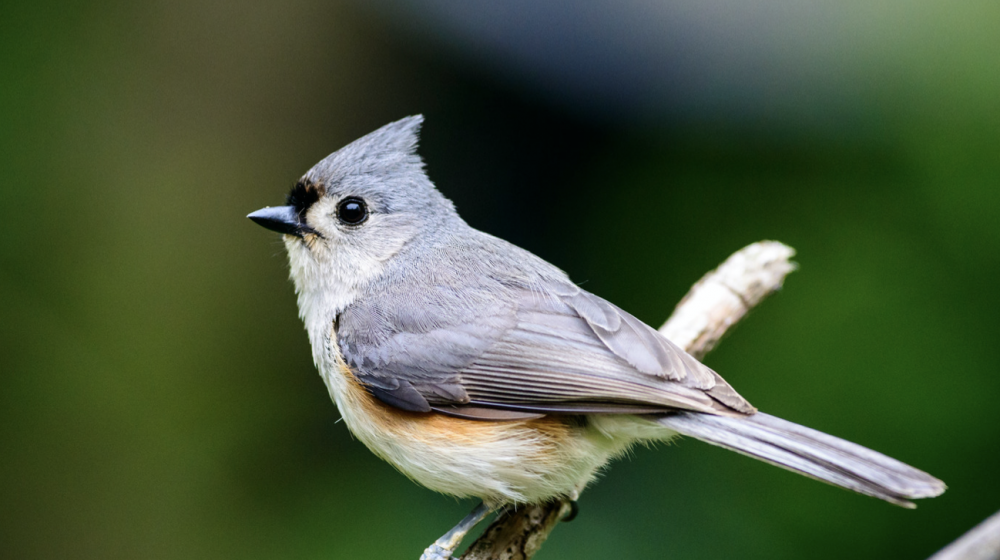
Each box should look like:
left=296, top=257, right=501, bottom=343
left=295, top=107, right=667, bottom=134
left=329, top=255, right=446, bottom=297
left=338, top=279, right=754, bottom=418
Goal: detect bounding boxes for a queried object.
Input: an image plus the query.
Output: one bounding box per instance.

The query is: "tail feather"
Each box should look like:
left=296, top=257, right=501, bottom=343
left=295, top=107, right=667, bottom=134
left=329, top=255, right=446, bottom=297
left=658, top=411, right=946, bottom=508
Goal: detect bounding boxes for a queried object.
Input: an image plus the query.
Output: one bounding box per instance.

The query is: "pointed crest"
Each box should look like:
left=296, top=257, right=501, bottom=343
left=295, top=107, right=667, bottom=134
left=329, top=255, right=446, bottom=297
left=302, top=115, right=453, bottom=215
left=307, top=115, right=423, bottom=180
left=362, top=114, right=423, bottom=155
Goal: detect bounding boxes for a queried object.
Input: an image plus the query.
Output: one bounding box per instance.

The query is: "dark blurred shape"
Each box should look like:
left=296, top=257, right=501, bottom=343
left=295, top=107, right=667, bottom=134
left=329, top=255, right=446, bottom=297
left=362, top=0, right=992, bottom=127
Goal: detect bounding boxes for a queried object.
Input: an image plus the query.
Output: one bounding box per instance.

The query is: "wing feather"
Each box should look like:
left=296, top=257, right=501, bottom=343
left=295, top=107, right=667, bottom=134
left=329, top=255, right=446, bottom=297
left=338, top=278, right=755, bottom=417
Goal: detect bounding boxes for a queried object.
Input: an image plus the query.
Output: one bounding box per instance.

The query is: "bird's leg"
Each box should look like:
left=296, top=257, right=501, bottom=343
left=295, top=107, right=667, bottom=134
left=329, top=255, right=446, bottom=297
left=420, top=502, right=493, bottom=560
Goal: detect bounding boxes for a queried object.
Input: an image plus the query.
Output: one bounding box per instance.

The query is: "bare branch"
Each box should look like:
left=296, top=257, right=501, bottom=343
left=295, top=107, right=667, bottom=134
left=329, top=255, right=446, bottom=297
left=456, top=240, right=798, bottom=560
left=460, top=500, right=573, bottom=560
left=660, top=241, right=796, bottom=360
left=928, top=509, right=1000, bottom=560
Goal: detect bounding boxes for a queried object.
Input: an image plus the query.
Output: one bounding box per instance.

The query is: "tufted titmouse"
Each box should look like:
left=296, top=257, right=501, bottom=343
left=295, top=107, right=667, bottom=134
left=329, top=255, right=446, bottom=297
left=248, top=116, right=944, bottom=557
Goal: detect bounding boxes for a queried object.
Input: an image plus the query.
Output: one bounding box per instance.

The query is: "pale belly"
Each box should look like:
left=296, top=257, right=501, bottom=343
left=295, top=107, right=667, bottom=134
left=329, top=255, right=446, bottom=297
left=318, top=356, right=660, bottom=504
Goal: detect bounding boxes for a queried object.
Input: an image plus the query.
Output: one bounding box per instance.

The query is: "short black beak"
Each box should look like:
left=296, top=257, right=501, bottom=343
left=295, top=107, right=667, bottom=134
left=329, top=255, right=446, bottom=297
left=247, top=206, right=315, bottom=237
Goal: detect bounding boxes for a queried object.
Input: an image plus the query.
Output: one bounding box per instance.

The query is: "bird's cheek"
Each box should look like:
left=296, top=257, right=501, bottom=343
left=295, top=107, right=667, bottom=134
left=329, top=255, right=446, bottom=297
left=302, top=232, right=323, bottom=250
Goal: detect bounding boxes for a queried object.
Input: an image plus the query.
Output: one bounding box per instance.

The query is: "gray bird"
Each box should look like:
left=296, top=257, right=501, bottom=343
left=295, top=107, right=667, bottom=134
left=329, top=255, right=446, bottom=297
left=248, top=116, right=945, bottom=559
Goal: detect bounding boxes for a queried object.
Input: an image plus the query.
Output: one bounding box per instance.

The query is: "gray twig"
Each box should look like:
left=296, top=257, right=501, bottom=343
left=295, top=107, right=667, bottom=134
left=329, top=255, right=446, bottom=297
left=928, top=509, right=1000, bottom=560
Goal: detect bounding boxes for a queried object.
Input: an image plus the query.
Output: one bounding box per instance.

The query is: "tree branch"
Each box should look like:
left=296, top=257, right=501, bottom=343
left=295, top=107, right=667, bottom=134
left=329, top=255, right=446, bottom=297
left=457, top=240, right=798, bottom=560
left=659, top=240, right=796, bottom=361
left=927, top=509, right=1000, bottom=560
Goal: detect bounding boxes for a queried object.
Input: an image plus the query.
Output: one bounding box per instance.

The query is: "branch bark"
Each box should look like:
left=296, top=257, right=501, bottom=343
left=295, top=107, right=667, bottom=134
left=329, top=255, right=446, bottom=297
left=458, top=241, right=798, bottom=560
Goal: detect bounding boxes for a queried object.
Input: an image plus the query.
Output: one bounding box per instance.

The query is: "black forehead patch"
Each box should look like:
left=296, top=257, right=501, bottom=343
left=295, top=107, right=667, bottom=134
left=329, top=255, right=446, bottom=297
left=286, top=180, right=323, bottom=218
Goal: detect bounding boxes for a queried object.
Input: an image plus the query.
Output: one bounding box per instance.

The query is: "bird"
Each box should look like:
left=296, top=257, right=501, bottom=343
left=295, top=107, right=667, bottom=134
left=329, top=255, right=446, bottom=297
left=247, top=115, right=945, bottom=559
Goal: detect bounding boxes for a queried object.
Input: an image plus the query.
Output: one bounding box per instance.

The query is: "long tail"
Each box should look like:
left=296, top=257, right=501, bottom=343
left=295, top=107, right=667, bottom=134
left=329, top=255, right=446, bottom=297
left=657, top=411, right=946, bottom=507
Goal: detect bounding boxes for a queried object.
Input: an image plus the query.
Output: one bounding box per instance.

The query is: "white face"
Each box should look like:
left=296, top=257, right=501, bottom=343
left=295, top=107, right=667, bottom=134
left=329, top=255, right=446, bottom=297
left=284, top=187, right=420, bottom=359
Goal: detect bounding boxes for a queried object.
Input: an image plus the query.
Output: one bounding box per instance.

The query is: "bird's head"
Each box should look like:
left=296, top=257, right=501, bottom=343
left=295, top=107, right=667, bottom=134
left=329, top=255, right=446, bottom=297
left=248, top=115, right=457, bottom=328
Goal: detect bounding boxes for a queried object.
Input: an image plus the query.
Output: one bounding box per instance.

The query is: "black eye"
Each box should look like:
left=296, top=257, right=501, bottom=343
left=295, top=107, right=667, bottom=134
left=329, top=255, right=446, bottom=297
left=336, top=197, right=368, bottom=225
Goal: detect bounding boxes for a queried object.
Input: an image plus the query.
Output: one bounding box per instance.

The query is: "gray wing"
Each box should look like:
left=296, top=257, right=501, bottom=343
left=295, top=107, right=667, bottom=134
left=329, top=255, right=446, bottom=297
left=338, top=279, right=754, bottom=418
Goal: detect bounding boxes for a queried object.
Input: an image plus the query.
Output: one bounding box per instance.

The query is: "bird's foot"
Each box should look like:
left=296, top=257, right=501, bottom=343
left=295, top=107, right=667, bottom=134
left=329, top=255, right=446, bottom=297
left=419, top=543, right=455, bottom=560
left=419, top=502, right=493, bottom=560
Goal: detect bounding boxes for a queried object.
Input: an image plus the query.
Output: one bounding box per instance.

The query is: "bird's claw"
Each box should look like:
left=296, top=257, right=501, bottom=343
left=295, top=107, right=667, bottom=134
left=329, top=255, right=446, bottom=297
left=420, top=542, right=455, bottom=560
left=418, top=502, right=492, bottom=560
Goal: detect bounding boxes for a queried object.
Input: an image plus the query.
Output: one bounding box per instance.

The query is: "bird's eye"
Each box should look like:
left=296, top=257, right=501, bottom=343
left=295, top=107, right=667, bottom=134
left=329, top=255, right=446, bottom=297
left=336, top=197, right=368, bottom=225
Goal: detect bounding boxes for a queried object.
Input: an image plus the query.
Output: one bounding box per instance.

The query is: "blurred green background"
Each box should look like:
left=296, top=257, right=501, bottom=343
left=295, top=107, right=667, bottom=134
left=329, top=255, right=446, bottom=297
left=2, top=1, right=998, bottom=559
